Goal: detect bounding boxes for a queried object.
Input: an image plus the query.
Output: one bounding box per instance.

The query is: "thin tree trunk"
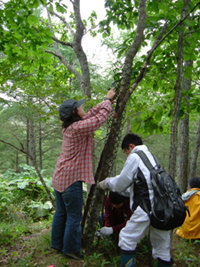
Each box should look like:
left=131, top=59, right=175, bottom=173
left=177, top=117, right=189, bottom=192
left=189, top=120, right=200, bottom=179
left=127, top=119, right=131, bottom=133
left=26, top=118, right=29, bottom=165
left=39, top=120, right=42, bottom=170
left=168, top=0, right=190, bottom=177
left=16, top=151, right=19, bottom=173
left=29, top=119, right=36, bottom=166
left=177, top=59, right=193, bottom=193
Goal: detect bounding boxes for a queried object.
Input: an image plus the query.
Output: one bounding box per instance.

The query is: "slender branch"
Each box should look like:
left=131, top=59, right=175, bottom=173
left=0, top=139, right=28, bottom=156
left=44, top=49, right=82, bottom=79
left=38, top=18, right=73, bottom=47
left=46, top=8, right=61, bottom=56
left=13, top=134, right=25, bottom=151
left=192, top=80, right=200, bottom=86
left=84, top=24, right=99, bottom=35
left=0, top=139, right=55, bottom=208
left=52, top=36, right=73, bottom=47
left=193, top=70, right=200, bottom=81
left=45, top=7, right=82, bottom=80
left=152, top=2, right=200, bottom=53
left=44, top=50, right=62, bottom=59
left=128, top=2, right=200, bottom=94
left=48, top=9, right=75, bottom=36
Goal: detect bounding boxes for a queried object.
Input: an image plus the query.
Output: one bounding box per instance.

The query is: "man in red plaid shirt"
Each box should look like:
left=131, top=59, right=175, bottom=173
left=51, top=88, right=116, bottom=260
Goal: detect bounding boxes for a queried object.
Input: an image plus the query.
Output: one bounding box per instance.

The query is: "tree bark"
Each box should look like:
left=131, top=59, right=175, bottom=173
left=39, top=119, right=42, bottom=170
left=72, top=0, right=91, bottom=98
left=29, top=119, right=36, bottom=166
left=168, top=0, right=190, bottom=177
left=177, top=58, right=192, bottom=194
left=190, top=120, right=200, bottom=179
left=16, top=151, right=19, bottom=173
left=26, top=118, right=29, bottom=165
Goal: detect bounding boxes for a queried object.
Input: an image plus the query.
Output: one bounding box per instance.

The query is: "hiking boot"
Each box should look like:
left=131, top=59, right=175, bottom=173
left=65, top=251, right=84, bottom=260
left=51, top=246, right=62, bottom=252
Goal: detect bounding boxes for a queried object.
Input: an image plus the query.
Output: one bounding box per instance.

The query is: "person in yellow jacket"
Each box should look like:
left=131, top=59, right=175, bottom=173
left=176, top=177, right=200, bottom=240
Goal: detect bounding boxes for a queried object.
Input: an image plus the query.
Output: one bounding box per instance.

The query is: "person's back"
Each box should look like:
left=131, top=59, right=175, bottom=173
left=176, top=177, right=200, bottom=240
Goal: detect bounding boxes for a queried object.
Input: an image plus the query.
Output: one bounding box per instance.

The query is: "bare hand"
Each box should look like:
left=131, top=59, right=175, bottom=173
left=106, top=88, right=116, bottom=101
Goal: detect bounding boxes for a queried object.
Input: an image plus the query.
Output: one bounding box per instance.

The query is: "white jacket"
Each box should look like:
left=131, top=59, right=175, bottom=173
left=105, top=145, right=157, bottom=215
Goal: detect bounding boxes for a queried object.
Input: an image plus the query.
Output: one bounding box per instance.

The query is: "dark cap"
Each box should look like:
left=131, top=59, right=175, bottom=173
left=59, top=99, right=85, bottom=121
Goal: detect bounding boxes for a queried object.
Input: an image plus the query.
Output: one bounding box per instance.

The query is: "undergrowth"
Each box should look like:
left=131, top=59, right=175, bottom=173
left=0, top=166, right=200, bottom=266
left=1, top=218, right=200, bottom=267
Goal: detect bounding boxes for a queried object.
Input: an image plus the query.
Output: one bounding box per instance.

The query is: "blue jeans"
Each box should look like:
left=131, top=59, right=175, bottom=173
left=51, top=181, right=83, bottom=253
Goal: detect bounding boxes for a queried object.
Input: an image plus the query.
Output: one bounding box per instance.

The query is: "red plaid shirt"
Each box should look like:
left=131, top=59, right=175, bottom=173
left=52, top=100, right=112, bottom=192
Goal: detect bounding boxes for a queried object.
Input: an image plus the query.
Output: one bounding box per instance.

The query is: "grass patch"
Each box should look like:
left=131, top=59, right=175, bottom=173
left=1, top=220, right=200, bottom=267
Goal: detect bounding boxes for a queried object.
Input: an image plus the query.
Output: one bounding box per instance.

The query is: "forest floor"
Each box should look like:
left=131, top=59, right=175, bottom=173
left=0, top=221, right=200, bottom=267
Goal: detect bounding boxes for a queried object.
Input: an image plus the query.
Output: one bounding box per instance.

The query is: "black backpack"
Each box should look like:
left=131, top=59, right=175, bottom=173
left=134, top=150, right=189, bottom=231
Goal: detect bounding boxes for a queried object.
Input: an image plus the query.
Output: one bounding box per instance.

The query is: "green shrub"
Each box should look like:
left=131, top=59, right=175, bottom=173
left=0, top=164, right=54, bottom=221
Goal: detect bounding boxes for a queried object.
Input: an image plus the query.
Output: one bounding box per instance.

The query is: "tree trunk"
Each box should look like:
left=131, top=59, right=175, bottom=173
left=177, top=117, right=189, bottom=192
left=39, top=119, right=42, bottom=170
left=177, top=59, right=193, bottom=193
left=47, top=0, right=91, bottom=100
left=82, top=0, right=148, bottom=246
left=127, top=119, right=131, bottom=133
left=16, top=151, right=19, bottom=173
left=29, top=119, right=36, bottom=166
left=26, top=118, right=29, bottom=165
left=168, top=0, right=190, bottom=177
left=189, top=120, right=200, bottom=179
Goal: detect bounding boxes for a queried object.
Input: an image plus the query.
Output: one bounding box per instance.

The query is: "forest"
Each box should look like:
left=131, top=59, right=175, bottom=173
left=0, top=0, right=200, bottom=266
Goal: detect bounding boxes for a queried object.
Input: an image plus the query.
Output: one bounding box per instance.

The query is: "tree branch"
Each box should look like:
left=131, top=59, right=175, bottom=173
left=48, top=9, right=75, bottom=36
left=84, top=24, right=99, bottom=35
left=0, top=139, right=28, bottom=156
left=46, top=8, right=61, bottom=56
left=128, top=1, right=200, bottom=95
left=38, top=19, right=73, bottom=47
left=52, top=36, right=73, bottom=47
left=44, top=50, right=62, bottom=59
left=152, top=1, right=200, bottom=53
left=0, top=139, right=55, bottom=208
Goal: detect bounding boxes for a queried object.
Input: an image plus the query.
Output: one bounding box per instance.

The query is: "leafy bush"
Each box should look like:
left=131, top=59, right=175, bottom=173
left=0, top=164, right=54, bottom=221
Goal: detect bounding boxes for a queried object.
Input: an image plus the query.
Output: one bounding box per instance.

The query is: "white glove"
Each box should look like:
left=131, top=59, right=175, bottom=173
left=99, top=227, right=113, bottom=236
left=97, top=179, right=108, bottom=190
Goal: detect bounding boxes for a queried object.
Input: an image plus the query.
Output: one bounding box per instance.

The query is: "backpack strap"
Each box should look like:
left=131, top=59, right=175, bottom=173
left=134, top=150, right=154, bottom=216
left=134, top=150, right=163, bottom=200
left=134, top=150, right=161, bottom=171
left=135, top=151, right=168, bottom=226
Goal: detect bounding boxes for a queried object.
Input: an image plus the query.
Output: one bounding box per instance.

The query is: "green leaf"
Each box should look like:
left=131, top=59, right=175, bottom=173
left=27, top=15, right=38, bottom=26
left=17, top=181, right=29, bottom=189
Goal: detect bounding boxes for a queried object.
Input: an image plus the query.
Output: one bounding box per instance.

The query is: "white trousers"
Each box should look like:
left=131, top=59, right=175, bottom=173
left=119, top=207, right=171, bottom=262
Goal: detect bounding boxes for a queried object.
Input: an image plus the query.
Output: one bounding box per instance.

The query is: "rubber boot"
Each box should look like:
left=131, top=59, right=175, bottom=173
left=157, top=258, right=173, bottom=267
left=121, top=249, right=136, bottom=267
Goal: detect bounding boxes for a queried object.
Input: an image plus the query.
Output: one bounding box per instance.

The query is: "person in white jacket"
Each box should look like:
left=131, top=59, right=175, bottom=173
left=98, top=133, right=172, bottom=267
